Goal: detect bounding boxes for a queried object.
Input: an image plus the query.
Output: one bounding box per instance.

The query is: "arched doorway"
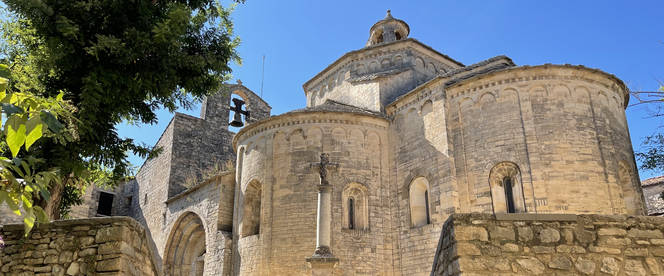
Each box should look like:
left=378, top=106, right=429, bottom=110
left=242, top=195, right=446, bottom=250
left=164, top=212, right=206, bottom=276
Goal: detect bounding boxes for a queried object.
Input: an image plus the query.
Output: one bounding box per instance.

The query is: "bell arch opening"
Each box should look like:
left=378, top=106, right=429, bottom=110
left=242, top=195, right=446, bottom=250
left=164, top=212, right=207, bottom=276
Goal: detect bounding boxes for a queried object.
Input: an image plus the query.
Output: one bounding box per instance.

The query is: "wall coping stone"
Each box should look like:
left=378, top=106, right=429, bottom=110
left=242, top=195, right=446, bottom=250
left=495, top=213, right=578, bottom=221
left=1, top=216, right=143, bottom=232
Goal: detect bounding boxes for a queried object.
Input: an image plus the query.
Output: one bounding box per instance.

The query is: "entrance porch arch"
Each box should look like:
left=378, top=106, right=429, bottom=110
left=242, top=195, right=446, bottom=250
left=164, top=212, right=207, bottom=276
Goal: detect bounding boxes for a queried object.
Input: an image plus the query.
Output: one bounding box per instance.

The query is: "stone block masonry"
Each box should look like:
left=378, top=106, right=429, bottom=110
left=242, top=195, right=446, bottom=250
left=432, top=213, right=664, bottom=275
left=0, top=217, right=158, bottom=276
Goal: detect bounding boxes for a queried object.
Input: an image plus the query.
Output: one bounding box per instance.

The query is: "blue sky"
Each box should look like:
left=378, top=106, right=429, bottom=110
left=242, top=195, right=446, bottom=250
left=118, top=0, right=664, bottom=180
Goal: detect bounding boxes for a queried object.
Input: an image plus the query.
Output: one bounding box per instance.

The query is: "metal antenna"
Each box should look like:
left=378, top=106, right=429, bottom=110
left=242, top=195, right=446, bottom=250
left=260, top=55, right=265, bottom=98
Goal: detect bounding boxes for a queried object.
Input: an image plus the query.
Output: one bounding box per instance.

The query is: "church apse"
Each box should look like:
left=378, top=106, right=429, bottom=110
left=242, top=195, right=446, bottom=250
left=233, top=109, right=391, bottom=275
left=445, top=65, right=644, bottom=216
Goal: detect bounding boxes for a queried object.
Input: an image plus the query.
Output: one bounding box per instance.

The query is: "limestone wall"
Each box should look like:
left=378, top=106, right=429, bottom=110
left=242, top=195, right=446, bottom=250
left=0, top=217, right=158, bottom=276
left=304, top=40, right=459, bottom=112
left=130, top=114, right=175, bottom=263
left=432, top=213, right=664, bottom=275
left=130, top=84, right=270, bottom=269
left=0, top=205, right=22, bottom=225
left=388, top=82, right=455, bottom=275
left=233, top=111, right=393, bottom=275
left=68, top=182, right=132, bottom=219
left=162, top=173, right=235, bottom=276
left=642, top=177, right=664, bottom=216
left=445, top=65, right=645, bottom=215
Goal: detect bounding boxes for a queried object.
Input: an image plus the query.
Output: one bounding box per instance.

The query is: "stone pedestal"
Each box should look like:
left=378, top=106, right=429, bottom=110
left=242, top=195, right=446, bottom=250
left=306, top=254, right=339, bottom=276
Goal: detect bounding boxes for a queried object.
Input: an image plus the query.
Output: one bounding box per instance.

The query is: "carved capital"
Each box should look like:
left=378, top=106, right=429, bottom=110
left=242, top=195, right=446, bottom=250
left=306, top=246, right=338, bottom=261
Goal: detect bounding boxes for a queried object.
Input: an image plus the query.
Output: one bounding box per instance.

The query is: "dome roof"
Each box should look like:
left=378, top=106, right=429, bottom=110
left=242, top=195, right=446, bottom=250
left=366, top=10, right=410, bottom=47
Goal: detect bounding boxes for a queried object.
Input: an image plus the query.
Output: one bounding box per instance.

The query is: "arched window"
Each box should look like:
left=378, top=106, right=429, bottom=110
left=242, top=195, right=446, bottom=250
left=375, top=30, right=384, bottom=44
left=395, top=31, right=402, bottom=40
left=342, top=183, right=368, bottom=230
left=489, top=162, right=526, bottom=214
left=409, top=177, right=431, bottom=227
left=241, top=180, right=262, bottom=237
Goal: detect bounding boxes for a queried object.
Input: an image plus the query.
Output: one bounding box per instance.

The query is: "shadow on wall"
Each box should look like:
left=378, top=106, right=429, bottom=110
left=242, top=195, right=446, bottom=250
left=127, top=179, right=164, bottom=273
left=392, top=102, right=452, bottom=275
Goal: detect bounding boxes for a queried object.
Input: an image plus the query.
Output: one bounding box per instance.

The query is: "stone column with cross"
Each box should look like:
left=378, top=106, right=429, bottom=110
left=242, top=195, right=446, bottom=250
left=306, top=153, right=339, bottom=275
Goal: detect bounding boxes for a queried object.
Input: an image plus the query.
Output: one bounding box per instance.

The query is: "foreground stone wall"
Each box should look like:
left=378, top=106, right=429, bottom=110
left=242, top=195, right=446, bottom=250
left=432, top=213, right=664, bottom=275
left=0, top=217, right=158, bottom=276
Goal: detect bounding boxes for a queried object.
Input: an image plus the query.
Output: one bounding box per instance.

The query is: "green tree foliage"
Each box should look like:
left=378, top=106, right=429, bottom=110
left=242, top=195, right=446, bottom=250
left=635, top=86, right=664, bottom=174
left=0, top=64, right=75, bottom=234
left=1, top=0, right=241, bottom=218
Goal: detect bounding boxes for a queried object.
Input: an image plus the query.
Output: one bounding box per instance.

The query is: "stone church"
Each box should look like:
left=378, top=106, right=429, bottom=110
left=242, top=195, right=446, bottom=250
left=2, top=10, right=647, bottom=275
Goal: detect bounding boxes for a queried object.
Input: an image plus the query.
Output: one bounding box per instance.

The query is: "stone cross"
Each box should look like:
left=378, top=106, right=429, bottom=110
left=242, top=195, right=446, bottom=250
left=311, top=153, right=338, bottom=186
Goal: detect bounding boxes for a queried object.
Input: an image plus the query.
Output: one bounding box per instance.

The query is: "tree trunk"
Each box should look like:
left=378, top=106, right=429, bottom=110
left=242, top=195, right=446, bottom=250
left=42, top=175, right=69, bottom=220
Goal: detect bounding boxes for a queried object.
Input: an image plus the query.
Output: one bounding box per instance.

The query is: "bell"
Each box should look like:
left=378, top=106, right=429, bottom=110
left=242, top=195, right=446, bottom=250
left=229, top=112, right=244, bottom=127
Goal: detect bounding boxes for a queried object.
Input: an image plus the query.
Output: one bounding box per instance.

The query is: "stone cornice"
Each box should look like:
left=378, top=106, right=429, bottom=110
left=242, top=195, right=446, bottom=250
left=302, top=38, right=464, bottom=94
left=445, top=64, right=630, bottom=108
left=232, top=111, right=389, bottom=151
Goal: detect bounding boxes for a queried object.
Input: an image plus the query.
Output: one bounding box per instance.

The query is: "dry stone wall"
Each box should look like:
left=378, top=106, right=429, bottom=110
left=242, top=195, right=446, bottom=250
left=0, top=217, right=158, bottom=276
left=432, top=213, right=664, bottom=275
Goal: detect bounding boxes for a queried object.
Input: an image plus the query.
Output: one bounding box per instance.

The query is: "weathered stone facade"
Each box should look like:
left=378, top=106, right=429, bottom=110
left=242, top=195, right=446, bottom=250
left=432, top=213, right=664, bottom=275
left=126, top=83, right=270, bottom=275
left=229, top=11, right=646, bottom=275
left=0, top=10, right=649, bottom=276
left=0, top=217, right=158, bottom=275
left=642, top=176, right=664, bottom=216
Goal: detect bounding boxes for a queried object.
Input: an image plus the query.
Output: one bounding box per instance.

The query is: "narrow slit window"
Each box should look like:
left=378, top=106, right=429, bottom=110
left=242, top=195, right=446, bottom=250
left=425, top=190, right=431, bottom=224
left=504, top=177, right=516, bottom=213
left=348, top=198, right=355, bottom=229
